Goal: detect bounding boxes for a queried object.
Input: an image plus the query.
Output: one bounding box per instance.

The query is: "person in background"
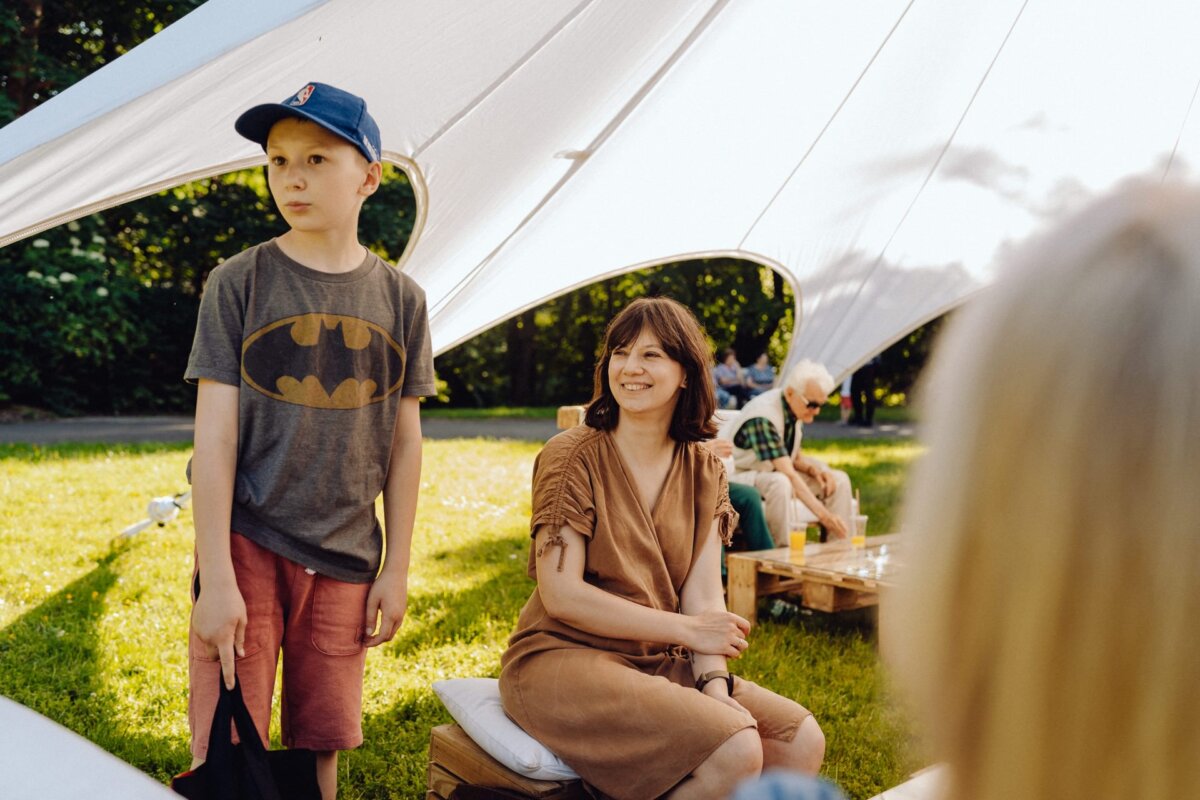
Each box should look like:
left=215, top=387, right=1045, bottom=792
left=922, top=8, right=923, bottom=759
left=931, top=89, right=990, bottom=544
left=744, top=353, right=777, bottom=398
left=837, top=377, right=853, bottom=426
left=713, top=348, right=751, bottom=409
left=719, top=360, right=853, bottom=545
left=707, top=437, right=776, bottom=554
left=848, top=356, right=880, bottom=427
left=885, top=183, right=1200, bottom=800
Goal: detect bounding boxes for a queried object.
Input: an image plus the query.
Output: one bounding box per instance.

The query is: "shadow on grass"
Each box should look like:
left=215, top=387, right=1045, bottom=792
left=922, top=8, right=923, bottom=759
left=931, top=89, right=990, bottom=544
left=350, top=532, right=538, bottom=797
left=0, top=539, right=190, bottom=781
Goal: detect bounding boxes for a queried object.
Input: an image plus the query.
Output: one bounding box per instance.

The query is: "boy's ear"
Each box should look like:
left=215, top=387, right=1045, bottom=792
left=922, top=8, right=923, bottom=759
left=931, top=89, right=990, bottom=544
left=360, top=161, right=383, bottom=197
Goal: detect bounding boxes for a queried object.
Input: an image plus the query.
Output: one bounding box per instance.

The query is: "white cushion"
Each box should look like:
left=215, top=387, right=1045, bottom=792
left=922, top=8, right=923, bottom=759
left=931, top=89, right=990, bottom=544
left=432, top=678, right=580, bottom=782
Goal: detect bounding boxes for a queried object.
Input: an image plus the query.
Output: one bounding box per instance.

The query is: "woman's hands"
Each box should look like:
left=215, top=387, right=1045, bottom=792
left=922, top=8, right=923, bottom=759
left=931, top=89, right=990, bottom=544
left=683, top=610, right=751, bottom=658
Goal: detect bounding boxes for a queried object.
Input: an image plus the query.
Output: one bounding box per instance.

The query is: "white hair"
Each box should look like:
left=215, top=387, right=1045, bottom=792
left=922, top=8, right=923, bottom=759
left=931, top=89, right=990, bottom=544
left=783, top=359, right=835, bottom=397
left=884, top=182, right=1200, bottom=800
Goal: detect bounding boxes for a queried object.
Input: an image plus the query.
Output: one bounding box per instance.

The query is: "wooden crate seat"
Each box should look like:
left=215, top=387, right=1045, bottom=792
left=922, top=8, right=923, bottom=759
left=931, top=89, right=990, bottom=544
left=427, top=724, right=587, bottom=800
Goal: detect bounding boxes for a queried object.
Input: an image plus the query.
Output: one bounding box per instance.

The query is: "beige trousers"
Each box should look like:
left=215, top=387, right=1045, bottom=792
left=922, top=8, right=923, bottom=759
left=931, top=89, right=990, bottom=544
left=730, top=457, right=853, bottom=546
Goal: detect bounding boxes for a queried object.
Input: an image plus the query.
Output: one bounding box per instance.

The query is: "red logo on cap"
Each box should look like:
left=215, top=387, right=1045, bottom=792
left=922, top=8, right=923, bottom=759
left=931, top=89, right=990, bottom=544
left=292, top=84, right=315, bottom=106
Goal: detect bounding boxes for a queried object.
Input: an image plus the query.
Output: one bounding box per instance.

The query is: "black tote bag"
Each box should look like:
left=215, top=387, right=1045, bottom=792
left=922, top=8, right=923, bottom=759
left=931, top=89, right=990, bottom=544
left=171, top=677, right=320, bottom=800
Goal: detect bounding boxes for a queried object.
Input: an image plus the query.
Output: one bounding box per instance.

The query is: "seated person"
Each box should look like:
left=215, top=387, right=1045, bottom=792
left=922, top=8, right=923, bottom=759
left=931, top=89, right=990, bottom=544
left=744, top=353, right=777, bottom=398
left=714, top=348, right=752, bottom=409
left=707, top=437, right=775, bottom=553
left=719, top=360, right=853, bottom=545
left=500, top=297, right=824, bottom=800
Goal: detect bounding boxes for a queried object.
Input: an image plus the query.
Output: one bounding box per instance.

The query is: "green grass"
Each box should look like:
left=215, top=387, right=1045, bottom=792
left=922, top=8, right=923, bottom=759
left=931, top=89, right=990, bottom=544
left=0, top=437, right=922, bottom=799
left=810, top=404, right=916, bottom=426
left=419, top=405, right=559, bottom=419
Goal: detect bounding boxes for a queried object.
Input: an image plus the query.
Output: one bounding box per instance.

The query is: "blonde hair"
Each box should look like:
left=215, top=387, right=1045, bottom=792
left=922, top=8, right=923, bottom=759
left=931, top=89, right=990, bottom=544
left=884, top=183, right=1200, bottom=800
left=784, top=359, right=835, bottom=397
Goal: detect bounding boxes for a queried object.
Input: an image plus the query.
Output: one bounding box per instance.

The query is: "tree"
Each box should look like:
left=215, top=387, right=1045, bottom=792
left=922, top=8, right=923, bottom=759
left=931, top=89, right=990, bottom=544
left=1, top=0, right=206, bottom=125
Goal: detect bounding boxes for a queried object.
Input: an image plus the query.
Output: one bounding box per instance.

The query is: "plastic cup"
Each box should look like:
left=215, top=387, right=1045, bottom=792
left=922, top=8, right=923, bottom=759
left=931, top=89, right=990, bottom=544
left=850, top=514, right=868, bottom=551
left=788, top=529, right=807, bottom=564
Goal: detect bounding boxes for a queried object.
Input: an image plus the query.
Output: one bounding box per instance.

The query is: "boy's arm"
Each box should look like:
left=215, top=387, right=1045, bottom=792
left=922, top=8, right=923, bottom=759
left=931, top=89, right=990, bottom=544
left=364, top=396, right=422, bottom=647
left=190, top=379, right=246, bottom=689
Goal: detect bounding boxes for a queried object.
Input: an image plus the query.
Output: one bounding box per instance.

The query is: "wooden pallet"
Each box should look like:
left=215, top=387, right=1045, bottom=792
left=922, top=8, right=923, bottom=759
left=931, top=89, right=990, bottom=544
left=726, top=534, right=903, bottom=622
left=427, top=724, right=587, bottom=800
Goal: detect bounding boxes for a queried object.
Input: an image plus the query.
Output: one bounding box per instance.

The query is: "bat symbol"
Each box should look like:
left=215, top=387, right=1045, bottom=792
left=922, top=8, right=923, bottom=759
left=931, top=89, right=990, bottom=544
left=241, top=313, right=405, bottom=409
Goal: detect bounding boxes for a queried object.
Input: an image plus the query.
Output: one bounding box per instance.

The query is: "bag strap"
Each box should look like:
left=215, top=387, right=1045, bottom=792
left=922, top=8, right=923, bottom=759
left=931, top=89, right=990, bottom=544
left=204, top=676, right=282, bottom=800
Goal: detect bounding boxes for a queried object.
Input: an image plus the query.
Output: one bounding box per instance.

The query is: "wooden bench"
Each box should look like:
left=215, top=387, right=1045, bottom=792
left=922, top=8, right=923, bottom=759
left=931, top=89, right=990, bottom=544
left=427, top=724, right=587, bottom=800
left=555, top=405, right=586, bottom=430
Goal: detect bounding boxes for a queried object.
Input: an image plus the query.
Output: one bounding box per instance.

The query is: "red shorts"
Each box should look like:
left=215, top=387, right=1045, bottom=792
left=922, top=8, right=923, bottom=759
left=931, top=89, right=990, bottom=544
left=188, top=532, right=371, bottom=759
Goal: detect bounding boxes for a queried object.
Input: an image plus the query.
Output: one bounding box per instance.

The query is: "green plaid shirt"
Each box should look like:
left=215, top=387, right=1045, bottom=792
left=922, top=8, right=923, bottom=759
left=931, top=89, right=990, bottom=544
left=732, top=395, right=797, bottom=462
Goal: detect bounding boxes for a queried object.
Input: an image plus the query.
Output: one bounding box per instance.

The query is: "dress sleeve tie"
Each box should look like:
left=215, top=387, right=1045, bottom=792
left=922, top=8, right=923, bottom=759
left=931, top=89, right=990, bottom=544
left=536, top=532, right=569, bottom=572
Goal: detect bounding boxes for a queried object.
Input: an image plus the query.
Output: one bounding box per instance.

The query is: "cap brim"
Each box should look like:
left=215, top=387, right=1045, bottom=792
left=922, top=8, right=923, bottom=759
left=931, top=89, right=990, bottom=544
left=234, top=103, right=369, bottom=160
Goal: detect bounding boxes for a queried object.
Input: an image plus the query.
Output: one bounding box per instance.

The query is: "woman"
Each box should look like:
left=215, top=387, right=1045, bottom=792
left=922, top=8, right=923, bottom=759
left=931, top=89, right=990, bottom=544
left=744, top=353, right=777, bottom=398
left=714, top=348, right=752, bottom=408
left=884, top=184, right=1200, bottom=800
left=500, top=297, right=824, bottom=800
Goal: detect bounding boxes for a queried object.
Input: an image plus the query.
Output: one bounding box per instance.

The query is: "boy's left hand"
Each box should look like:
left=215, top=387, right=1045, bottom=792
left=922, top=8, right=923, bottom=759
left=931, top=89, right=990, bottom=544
left=362, top=569, right=408, bottom=647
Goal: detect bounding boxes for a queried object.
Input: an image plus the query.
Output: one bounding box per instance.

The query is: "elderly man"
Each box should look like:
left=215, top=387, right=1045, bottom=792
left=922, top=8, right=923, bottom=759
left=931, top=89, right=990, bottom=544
left=719, top=360, right=854, bottom=545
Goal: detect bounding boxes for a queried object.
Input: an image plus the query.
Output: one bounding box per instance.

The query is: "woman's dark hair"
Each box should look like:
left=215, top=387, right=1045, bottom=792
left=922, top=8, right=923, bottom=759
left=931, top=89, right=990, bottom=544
left=584, top=296, right=717, bottom=442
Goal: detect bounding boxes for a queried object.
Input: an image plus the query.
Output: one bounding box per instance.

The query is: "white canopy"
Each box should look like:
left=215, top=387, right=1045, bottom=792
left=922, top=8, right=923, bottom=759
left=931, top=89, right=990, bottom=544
left=2, top=0, right=1198, bottom=379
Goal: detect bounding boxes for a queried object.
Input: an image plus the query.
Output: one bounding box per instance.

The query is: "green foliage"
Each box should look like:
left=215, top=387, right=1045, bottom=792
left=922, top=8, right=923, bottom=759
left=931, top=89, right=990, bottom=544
left=433, top=258, right=797, bottom=408
left=873, top=315, right=947, bottom=403
left=0, top=228, right=196, bottom=413
left=0, top=0, right=207, bottom=125
left=0, top=436, right=923, bottom=799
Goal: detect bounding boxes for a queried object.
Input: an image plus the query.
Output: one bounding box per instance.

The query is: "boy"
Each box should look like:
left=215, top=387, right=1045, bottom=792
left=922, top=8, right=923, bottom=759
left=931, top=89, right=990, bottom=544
left=184, top=81, right=434, bottom=798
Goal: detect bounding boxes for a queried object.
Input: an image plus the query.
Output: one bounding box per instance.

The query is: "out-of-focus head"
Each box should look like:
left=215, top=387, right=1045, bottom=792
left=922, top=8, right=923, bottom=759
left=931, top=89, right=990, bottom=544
left=585, top=296, right=717, bottom=441
left=885, top=183, right=1200, bottom=800
left=755, top=353, right=770, bottom=367
left=722, top=348, right=739, bottom=366
left=783, top=360, right=834, bottom=422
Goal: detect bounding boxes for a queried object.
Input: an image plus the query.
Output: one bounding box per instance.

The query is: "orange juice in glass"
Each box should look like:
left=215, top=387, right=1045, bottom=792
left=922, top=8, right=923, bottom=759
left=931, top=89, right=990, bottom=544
left=788, top=528, right=807, bottom=564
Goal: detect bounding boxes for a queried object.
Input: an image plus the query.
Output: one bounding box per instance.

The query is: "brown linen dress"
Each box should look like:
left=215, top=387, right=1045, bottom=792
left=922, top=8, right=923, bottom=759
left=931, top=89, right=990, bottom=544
left=499, top=425, right=812, bottom=800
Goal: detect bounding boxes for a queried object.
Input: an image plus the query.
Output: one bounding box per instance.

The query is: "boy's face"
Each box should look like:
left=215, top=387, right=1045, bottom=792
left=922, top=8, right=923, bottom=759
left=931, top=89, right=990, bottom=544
left=265, top=117, right=381, bottom=236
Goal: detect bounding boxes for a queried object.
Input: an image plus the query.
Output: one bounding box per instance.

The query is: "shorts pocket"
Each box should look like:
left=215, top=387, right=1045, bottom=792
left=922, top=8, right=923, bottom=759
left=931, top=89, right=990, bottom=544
left=311, top=575, right=370, bottom=656
left=189, top=542, right=276, bottom=662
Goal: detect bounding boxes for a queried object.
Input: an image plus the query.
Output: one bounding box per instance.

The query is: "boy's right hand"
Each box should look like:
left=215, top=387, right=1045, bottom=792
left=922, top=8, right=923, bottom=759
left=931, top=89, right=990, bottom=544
left=192, top=580, right=247, bottom=689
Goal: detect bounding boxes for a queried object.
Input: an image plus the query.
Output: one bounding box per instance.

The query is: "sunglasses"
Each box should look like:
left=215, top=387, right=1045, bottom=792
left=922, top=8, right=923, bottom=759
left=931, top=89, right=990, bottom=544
left=800, top=399, right=823, bottom=410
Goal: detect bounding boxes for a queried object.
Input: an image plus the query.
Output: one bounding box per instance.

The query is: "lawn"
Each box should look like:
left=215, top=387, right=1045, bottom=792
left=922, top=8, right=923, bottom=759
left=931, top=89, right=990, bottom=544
left=0, top=436, right=923, bottom=799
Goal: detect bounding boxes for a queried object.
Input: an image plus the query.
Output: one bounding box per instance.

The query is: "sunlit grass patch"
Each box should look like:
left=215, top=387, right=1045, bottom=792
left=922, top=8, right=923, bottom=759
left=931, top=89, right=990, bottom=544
left=0, top=436, right=921, bottom=798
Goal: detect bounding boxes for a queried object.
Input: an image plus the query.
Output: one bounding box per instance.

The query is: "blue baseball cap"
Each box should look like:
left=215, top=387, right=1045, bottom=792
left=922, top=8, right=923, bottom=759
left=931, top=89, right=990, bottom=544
left=235, top=81, right=381, bottom=163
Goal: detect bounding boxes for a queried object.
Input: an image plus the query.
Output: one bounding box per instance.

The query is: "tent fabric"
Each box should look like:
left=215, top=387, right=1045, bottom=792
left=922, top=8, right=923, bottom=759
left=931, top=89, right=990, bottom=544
left=2, top=0, right=1198, bottom=381
left=0, top=695, right=178, bottom=798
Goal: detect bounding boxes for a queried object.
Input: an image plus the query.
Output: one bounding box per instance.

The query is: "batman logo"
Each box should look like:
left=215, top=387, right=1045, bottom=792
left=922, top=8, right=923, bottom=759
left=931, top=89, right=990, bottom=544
left=241, top=313, right=405, bottom=409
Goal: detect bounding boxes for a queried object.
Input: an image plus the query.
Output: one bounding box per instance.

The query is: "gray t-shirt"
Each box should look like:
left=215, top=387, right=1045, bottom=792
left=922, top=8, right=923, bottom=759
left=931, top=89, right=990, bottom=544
left=185, top=240, right=436, bottom=582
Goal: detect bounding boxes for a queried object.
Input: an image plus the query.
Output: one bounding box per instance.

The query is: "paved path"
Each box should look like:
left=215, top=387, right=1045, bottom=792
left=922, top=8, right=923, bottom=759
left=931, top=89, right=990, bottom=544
left=0, top=415, right=914, bottom=445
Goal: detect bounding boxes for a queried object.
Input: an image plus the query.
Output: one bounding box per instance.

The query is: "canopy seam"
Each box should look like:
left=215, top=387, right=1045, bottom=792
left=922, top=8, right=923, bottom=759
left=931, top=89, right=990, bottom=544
left=736, top=0, right=917, bottom=251
left=428, top=0, right=732, bottom=317
left=806, top=0, right=1030, bottom=360
left=1161, top=72, right=1200, bottom=184
left=411, top=0, right=594, bottom=160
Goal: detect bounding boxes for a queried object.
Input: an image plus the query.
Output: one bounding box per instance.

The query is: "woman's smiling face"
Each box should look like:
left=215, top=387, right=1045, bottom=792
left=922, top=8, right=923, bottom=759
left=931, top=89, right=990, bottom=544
left=607, top=327, right=685, bottom=416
